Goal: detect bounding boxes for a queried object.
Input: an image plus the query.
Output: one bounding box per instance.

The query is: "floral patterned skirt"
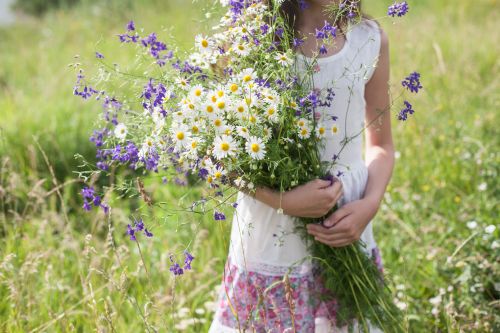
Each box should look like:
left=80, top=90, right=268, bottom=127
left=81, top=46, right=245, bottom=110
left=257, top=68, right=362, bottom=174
left=209, top=249, right=384, bottom=333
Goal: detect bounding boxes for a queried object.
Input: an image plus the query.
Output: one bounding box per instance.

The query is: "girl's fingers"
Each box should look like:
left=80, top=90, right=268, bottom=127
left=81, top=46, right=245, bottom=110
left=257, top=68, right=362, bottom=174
left=327, top=207, right=351, bottom=226
left=313, top=232, right=350, bottom=243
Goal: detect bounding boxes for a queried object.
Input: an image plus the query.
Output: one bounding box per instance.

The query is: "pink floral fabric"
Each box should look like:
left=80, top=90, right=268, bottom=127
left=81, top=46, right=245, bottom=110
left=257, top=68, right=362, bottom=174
left=213, top=247, right=384, bottom=332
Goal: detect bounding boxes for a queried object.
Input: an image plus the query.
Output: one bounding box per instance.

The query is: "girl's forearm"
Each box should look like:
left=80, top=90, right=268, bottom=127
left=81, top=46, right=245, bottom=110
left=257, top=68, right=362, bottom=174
left=363, top=144, right=395, bottom=208
left=254, top=186, right=280, bottom=210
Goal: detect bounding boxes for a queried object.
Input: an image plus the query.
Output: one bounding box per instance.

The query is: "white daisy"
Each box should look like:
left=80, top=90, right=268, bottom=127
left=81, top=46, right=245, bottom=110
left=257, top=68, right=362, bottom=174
left=188, top=137, right=202, bottom=152
left=236, top=126, right=250, bottom=139
left=234, top=177, right=246, bottom=188
left=214, top=97, right=228, bottom=113
left=212, top=117, right=227, bottom=132
left=114, top=123, right=127, bottom=140
left=331, top=124, right=340, bottom=136
left=296, top=118, right=309, bottom=128
left=232, top=101, right=248, bottom=119
left=298, top=126, right=311, bottom=139
left=245, top=136, right=266, bottom=160
left=265, top=105, right=279, bottom=123
left=213, top=135, right=238, bottom=159
left=172, top=125, right=191, bottom=150
left=316, top=124, right=327, bottom=138
left=232, top=41, right=251, bottom=57
left=227, top=81, right=241, bottom=94
left=275, top=53, right=293, bottom=67
left=195, top=34, right=212, bottom=53
left=202, top=102, right=217, bottom=119
left=189, top=84, right=204, bottom=101
left=175, top=77, right=190, bottom=90
left=239, top=68, right=256, bottom=84
left=211, top=164, right=227, bottom=181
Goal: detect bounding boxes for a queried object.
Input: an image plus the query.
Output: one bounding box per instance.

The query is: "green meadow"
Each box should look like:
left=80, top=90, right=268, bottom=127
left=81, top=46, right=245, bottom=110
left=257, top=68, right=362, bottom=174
left=0, top=0, right=498, bottom=332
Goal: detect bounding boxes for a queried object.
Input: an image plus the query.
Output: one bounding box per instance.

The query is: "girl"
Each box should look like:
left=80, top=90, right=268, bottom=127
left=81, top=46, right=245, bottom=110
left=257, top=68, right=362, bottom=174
left=210, top=0, right=393, bottom=332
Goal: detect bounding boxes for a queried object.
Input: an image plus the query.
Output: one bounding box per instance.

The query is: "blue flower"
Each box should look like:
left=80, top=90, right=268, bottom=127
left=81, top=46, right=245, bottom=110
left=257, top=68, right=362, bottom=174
left=388, top=2, right=409, bottom=17
left=184, top=251, right=194, bottom=270
left=144, top=228, right=153, bottom=238
left=127, top=224, right=136, bottom=241
left=214, top=211, right=226, bottom=221
left=319, top=45, right=328, bottom=55
left=127, top=20, right=135, bottom=31
left=397, top=100, right=415, bottom=121
left=401, top=71, right=423, bottom=93
left=298, top=0, right=309, bottom=10
left=169, top=255, right=184, bottom=276
left=293, top=38, right=304, bottom=48
left=95, top=52, right=104, bottom=59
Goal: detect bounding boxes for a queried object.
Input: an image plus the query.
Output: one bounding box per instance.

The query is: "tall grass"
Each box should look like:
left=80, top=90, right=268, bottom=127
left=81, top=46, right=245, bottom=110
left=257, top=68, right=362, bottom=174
left=0, top=0, right=498, bottom=332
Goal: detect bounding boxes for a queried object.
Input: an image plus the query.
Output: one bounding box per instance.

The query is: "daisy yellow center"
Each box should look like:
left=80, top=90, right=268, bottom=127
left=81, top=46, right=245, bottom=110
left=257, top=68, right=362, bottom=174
left=290, top=101, right=297, bottom=108
left=207, top=176, right=213, bottom=184
left=332, top=126, right=338, bottom=133
left=241, top=127, right=248, bottom=133
left=120, top=129, right=125, bottom=133
left=211, top=95, right=217, bottom=103
left=267, top=108, right=275, bottom=115
left=217, top=101, right=225, bottom=109
left=238, top=45, right=245, bottom=51
left=221, top=142, right=230, bottom=151
left=237, top=106, right=245, bottom=113
left=301, top=128, right=308, bottom=136
left=188, top=103, right=195, bottom=110
left=214, top=119, right=222, bottom=127
left=206, top=105, right=214, bottom=113
left=176, top=132, right=184, bottom=140
left=215, top=171, right=222, bottom=179
left=147, top=140, right=153, bottom=146
left=191, top=141, right=197, bottom=148
left=230, top=84, right=238, bottom=92
left=251, top=143, right=260, bottom=153
left=243, top=75, right=252, bottom=82
left=319, top=127, right=325, bottom=135
left=217, top=90, right=224, bottom=97
left=192, top=126, right=199, bottom=134
left=224, top=129, right=231, bottom=135
left=249, top=116, right=256, bottom=123
left=280, top=56, right=287, bottom=61
left=201, top=39, right=209, bottom=48
left=195, top=89, right=202, bottom=96
left=298, top=120, right=305, bottom=127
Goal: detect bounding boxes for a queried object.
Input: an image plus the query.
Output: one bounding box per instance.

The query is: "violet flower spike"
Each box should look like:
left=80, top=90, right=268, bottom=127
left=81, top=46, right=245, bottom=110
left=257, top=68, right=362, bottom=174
left=388, top=1, right=409, bottom=17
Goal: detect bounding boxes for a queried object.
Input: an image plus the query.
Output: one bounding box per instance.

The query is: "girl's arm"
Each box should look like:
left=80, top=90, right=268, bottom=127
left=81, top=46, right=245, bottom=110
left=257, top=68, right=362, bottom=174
left=306, top=28, right=394, bottom=247
left=361, top=28, right=394, bottom=209
left=253, top=178, right=344, bottom=219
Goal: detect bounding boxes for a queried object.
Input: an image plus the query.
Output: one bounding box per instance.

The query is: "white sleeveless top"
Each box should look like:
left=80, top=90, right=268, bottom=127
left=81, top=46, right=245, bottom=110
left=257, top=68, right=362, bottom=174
left=229, top=19, right=381, bottom=275
left=210, top=19, right=383, bottom=333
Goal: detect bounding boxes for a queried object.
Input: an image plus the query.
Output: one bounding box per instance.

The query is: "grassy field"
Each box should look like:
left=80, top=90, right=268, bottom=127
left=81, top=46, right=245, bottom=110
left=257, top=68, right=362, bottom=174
left=0, top=0, right=499, bottom=332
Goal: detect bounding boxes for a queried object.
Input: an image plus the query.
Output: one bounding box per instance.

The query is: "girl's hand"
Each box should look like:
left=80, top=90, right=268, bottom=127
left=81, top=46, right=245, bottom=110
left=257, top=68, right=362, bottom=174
left=305, top=198, right=379, bottom=247
left=281, top=178, right=343, bottom=218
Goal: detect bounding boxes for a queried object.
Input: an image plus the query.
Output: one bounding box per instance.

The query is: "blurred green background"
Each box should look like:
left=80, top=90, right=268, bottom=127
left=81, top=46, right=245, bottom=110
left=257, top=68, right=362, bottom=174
left=0, top=0, right=498, bottom=332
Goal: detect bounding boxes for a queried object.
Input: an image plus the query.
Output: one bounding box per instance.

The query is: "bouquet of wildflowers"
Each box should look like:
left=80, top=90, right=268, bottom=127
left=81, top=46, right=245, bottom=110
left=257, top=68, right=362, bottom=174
left=74, top=0, right=420, bottom=331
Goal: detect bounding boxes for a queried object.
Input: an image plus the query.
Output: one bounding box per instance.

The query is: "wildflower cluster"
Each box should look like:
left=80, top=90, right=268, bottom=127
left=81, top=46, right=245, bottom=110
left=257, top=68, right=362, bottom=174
left=126, top=218, right=153, bottom=241
left=398, top=71, right=423, bottom=121
left=388, top=1, right=410, bottom=17
left=169, top=251, right=195, bottom=276
left=80, top=186, right=109, bottom=213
